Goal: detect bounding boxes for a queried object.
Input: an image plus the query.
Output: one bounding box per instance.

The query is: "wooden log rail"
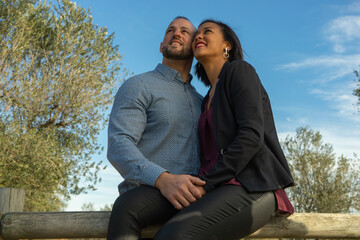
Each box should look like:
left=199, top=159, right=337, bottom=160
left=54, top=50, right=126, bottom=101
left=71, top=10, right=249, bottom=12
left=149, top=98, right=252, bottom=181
left=1, top=211, right=360, bottom=239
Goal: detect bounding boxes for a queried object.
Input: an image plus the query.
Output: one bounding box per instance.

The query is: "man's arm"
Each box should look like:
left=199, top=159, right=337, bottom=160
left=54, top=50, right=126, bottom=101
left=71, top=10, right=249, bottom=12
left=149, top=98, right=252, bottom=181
left=108, top=77, right=205, bottom=208
left=107, top=78, right=167, bottom=186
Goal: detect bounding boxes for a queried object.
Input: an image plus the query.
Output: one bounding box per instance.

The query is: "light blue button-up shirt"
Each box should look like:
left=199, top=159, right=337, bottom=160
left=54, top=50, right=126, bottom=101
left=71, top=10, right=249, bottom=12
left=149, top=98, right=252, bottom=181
left=108, top=64, right=203, bottom=194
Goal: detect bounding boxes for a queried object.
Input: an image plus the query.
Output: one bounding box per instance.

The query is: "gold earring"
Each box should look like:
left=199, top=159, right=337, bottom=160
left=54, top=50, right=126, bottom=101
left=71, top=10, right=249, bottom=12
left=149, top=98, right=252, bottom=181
left=223, top=48, right=229, bottom=59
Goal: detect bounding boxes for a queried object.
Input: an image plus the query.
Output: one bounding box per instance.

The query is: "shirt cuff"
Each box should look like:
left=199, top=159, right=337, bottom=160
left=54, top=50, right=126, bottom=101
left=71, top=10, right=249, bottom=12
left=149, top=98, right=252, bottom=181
left=141, top=163, right=168, bottom=187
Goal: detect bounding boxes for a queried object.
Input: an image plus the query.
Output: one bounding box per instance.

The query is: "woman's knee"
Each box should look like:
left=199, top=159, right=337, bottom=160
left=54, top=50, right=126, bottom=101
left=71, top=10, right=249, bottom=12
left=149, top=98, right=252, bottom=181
left=154, top=224, right=188, bottom=240
left=248, top=191, right=276, bottom=232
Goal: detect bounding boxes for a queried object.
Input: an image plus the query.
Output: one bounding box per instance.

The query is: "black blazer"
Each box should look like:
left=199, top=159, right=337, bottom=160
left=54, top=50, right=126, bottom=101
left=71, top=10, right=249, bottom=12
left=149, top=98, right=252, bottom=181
left=201, top=60, right=295, bottom=193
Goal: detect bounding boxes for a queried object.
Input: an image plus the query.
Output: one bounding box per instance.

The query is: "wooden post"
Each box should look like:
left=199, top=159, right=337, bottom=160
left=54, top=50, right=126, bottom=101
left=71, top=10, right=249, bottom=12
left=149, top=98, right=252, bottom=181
left=1, top=212, right=360, bottom=239
left=0, top=188, right=25, bottom=240
left=0, top=188, right=25, bottom=214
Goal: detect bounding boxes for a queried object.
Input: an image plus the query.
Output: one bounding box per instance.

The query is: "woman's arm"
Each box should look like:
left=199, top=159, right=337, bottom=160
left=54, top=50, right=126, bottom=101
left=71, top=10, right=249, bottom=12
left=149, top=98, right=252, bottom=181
left=202, top=61, right=265, bottom=192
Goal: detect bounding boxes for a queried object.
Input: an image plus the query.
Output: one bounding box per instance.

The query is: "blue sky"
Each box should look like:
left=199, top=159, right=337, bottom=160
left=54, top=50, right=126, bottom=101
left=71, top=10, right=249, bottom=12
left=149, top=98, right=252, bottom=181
left=66, top=0, right=360, bottom=210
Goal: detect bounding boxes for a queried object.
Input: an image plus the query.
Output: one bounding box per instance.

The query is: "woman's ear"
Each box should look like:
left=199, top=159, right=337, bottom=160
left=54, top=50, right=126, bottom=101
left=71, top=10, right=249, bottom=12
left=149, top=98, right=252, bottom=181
left=225, top=41, right=232, bottom=51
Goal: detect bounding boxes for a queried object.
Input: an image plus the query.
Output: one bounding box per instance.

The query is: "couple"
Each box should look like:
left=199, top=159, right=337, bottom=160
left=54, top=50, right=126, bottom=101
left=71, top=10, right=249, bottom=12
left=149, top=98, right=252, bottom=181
left=107, top=16, right=295, bottom=240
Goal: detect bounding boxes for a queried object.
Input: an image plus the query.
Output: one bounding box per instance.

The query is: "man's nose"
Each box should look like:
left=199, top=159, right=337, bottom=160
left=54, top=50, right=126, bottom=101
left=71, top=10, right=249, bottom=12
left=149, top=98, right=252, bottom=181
left=173, top=29, right=181, bottom=37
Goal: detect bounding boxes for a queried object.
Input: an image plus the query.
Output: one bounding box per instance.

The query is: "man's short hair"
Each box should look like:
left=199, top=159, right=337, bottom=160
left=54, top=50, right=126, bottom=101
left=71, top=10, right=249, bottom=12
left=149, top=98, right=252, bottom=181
left=173, top=16, right=191, bottom=21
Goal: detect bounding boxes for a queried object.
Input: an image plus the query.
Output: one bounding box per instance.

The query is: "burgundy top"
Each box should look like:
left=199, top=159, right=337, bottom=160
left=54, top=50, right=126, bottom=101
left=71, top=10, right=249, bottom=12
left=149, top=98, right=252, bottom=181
left=198, top=98, right=294, bottom=215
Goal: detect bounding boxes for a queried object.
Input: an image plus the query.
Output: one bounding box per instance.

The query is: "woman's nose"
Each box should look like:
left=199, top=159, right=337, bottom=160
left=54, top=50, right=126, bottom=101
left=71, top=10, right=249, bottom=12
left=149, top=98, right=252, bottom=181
left=194, top=33, right=202, bottom=40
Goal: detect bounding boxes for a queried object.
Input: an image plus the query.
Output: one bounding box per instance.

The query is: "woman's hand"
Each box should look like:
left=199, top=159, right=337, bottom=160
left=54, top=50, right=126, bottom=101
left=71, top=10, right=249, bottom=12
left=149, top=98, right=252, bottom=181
left=196, top=186, right=207, bottom=196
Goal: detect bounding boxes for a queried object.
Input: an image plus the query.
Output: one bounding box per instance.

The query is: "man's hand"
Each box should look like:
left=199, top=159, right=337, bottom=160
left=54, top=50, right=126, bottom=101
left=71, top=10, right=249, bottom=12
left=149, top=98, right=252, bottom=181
left=155, top=172, right=206, bottom=210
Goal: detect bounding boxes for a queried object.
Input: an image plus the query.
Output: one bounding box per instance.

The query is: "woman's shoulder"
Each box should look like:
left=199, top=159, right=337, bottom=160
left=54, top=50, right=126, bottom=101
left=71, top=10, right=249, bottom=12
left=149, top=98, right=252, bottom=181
left=218, top=60, right=262, bottom=90
left=220, top=60, right=258, bottom=81
left=226, top=60, right=256, bottom=72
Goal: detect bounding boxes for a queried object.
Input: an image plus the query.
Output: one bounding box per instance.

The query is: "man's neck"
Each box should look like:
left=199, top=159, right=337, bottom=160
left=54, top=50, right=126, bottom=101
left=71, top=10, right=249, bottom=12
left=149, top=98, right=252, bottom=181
left=162, top=58, right=193, bottom=83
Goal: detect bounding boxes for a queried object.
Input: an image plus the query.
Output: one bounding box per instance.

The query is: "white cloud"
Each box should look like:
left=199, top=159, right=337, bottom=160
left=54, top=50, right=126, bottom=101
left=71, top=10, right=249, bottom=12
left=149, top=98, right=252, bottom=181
left=310, top=82, right=360, bottom=123
left=317, top=125, right=360, bottom=158
left=277, top=54, right=360, bottom=86
left=333, top=43, right=346, bottom=53
left=278, top=54, right=360, bottom=71
left=344, top=2, right=360, bottom=13
left=324, top=15, right=360, bottom=53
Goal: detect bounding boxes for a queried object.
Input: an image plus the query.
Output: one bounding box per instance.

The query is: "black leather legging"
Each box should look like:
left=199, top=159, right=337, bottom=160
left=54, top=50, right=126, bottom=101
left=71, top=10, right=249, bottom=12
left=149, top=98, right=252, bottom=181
left=107, top=185, right=275, bottom=240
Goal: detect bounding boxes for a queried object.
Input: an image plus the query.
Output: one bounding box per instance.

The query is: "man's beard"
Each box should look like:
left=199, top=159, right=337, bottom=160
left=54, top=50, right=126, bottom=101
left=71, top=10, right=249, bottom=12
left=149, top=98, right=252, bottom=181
left=162, top=45, right=193, bottom=60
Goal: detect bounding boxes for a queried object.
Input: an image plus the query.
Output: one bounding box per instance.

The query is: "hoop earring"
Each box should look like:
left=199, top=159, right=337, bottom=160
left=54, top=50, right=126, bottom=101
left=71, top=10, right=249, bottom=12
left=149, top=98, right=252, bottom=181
left=223, top=48, right=229, bottom=59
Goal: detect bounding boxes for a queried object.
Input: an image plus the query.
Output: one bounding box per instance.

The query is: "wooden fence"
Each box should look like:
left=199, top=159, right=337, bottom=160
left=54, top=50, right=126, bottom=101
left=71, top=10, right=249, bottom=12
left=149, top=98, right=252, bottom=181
left=1, top=188, right=360, bottom=239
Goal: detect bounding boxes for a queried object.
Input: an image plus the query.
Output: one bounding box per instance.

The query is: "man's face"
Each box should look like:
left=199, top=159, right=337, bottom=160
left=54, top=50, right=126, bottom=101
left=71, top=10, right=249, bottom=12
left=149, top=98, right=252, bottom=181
left=160, top=18, right=195, bottom=60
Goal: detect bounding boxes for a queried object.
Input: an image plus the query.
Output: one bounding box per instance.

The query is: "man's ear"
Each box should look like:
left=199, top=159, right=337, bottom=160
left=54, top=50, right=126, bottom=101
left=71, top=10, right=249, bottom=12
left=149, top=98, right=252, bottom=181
left=160, top=42, right=163, bottom=53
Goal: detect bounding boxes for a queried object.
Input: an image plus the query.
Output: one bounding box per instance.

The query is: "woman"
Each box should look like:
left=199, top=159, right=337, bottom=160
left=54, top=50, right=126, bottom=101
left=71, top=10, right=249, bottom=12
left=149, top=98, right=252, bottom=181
left=154, top=20, right=295, bottom=240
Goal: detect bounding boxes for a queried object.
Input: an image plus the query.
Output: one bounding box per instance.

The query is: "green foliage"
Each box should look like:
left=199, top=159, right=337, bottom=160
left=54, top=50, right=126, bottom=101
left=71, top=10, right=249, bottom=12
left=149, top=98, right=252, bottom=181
left=282, top=127, right=360, bottom=213
left=354, top=67, right=360, bottom=111
left=81, top=202, right=95, bottom=211
left=99, top=203, right=113, bottom=211
left=0, top=0, right=126, bottom=211
left=81, top=202, right=113, bottom=211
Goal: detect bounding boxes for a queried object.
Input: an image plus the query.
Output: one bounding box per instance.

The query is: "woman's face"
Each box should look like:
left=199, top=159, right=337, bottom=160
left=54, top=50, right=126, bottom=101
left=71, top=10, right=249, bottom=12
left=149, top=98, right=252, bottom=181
left=192, top=22, right=230, bottom=63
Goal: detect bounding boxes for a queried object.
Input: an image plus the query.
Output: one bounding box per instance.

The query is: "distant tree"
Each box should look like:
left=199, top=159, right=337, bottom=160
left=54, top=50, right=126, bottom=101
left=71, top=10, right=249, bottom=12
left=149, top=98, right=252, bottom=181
left=354, top=67, right=360, bottom=112
left=99, top=203, right=113, bottom=211
left=0, top=0, right=127, bottom=211
left=81, top=202, right=96, bottom=211
left=281, top=127, right=360, bottom=213
left=80, top=202, right=112, bottom=211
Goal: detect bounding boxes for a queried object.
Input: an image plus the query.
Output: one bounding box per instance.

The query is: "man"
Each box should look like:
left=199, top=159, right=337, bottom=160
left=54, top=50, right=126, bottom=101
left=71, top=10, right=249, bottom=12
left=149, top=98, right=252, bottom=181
left=107, top=17, right=204, bottom=239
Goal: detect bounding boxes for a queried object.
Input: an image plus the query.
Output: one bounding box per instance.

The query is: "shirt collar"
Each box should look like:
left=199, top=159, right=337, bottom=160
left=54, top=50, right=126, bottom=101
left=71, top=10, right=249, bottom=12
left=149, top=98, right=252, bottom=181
left=155, top=64, right=193, bottom=84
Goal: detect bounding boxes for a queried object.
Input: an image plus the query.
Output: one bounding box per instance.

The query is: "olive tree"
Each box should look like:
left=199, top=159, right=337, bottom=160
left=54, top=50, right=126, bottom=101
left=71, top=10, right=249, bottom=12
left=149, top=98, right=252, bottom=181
left=282, top=127, right=359, bottom=213
left=0, top=0, right=126, bottom=210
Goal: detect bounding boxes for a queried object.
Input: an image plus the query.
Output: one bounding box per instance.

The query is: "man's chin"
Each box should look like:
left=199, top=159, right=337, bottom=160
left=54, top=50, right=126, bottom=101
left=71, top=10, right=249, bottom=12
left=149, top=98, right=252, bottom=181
left=163, top=51, right=192, bottom=60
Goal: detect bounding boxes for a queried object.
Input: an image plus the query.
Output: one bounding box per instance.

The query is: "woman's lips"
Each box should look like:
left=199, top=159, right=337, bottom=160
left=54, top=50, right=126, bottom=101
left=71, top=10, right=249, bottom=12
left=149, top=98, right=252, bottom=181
left=195, top=42, right=206, bottom=48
